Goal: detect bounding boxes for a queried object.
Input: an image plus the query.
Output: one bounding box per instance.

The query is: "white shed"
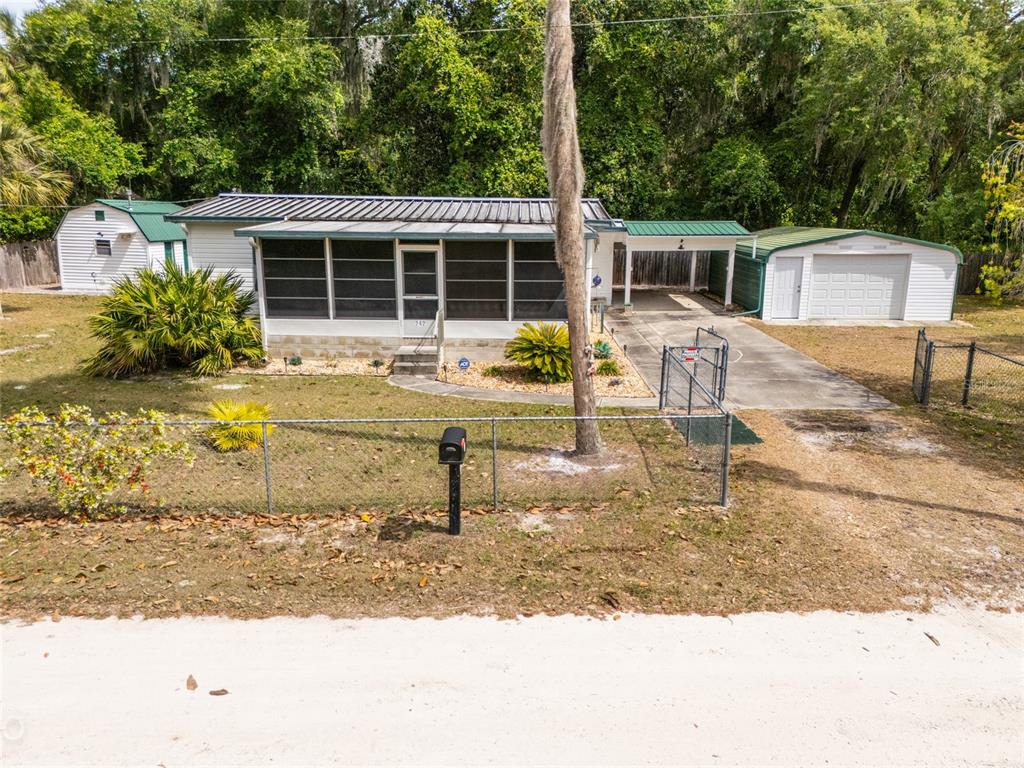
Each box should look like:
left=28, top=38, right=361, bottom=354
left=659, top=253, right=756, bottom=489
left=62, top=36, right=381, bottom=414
left=743, top=227, right=962, bottom=322
left=56, top=199, right=188, bottom=293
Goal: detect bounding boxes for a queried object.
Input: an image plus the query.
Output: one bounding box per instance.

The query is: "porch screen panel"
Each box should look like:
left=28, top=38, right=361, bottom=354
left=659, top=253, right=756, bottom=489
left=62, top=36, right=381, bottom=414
left=262, top=239, right=329, bottom=318
left=332, top=240, right=396, bottom=318
left=444, top=241, right=507, bottom=319
left=513, top=241, right=567, bottom=319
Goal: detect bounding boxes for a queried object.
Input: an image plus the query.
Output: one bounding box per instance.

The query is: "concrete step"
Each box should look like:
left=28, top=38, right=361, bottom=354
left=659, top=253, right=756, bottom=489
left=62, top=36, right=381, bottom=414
left=393, top=361, right=438, bottom=376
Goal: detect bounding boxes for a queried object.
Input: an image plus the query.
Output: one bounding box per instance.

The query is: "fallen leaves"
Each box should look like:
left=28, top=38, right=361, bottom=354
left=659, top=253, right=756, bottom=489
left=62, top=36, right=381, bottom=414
left=186, top=674, right=197, bottom=691
left=209, top=689, right=229, bottom=696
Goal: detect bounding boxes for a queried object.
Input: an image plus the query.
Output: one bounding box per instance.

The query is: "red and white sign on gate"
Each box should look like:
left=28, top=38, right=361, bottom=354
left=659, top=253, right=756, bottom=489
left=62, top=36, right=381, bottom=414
left=683, top=347, right=699, bottom=363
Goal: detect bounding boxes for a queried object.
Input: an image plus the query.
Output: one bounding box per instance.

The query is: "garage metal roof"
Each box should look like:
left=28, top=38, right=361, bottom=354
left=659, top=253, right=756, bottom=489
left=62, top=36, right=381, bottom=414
left=97, top=199, right=186, bottom=242
left=737, top=226, right=964, bottom=263
left=234, top=220, right=594, bottom=241
left=170, top=193, right=613, bottom=225
left=623, top=220, right=750, bottom=237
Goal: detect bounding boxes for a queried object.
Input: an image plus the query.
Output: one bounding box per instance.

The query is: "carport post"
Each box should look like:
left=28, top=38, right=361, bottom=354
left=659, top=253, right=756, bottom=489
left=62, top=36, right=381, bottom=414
left=623, top=244, right=633, bottom=306
left=724, top=245, right=736, bottom=307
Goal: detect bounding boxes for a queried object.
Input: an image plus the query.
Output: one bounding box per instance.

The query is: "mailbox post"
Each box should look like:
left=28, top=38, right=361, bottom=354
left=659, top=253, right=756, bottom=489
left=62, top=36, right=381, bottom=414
left=438, top=426, right=467, bottom=535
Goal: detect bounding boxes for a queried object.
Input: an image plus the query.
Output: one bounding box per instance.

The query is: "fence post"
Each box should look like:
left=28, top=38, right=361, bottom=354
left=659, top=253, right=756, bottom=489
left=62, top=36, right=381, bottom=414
left=719, top=413, right=733, bottom=508
left=961, top=341, right=976, bottom=406
left=491, top=417, right=498, bottom=512
left=659, top=346, right=669, bottom=409
left=261, top=421, right=273, bottom=515
left=921, top=341, right=934, bottom=406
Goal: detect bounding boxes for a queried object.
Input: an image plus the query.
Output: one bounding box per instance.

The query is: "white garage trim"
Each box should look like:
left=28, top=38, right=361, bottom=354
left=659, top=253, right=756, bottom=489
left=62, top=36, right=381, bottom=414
left=808, top=254, right=909, bottom=320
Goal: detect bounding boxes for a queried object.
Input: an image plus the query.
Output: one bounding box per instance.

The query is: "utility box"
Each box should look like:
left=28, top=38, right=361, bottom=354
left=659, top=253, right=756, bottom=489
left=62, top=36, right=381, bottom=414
left=438, top=426, right=467, bottom=465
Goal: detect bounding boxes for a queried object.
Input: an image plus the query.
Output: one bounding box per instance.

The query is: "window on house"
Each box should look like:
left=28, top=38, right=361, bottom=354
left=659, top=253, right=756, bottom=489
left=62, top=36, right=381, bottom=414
left=164, top=242, right=175, bottom=269
left=331, top=240, right=396, bottom=318
left=513, top=242, right=567, bottom=319
left=94, top=210, right=105, bottom=222
left=182, top=240, right=190, bottom=272
left=261, top=239, right=329, bottom=318
left=95, top=239, right=112, bottom=257
left=445, top=241, right=507, bottom=319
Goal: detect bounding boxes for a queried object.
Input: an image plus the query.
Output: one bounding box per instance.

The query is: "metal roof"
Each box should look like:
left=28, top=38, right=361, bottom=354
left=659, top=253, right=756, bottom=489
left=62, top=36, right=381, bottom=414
left=170, top=193, right=613, bottom=225
left=736, top=226, right=964, bottom=263
left=96, top=199, right=186, bottom=243
left=624, top=220, right=750, bottom=237
left=234, top=220, right=594, bottom=241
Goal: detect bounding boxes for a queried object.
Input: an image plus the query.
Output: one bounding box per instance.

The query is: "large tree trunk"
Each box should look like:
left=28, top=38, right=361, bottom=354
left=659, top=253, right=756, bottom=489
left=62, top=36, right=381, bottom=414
left=835, top=154, right=866, bottom=228
left=542, top=0, right=601, bottom=455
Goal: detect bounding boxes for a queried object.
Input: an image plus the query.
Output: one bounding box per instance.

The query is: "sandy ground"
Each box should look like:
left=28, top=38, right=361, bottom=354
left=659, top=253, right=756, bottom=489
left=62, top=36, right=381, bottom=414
left=2, top=606, right=1021, bottom=766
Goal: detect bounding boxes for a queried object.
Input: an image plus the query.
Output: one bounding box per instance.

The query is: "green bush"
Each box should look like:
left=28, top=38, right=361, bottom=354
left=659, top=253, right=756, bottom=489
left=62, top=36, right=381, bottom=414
left=0, top=404, right=193, bottom=518
left=593, top=340, right=613, bottom=360
left=505, top=322, right=573, bottom=383
left=83, top=264, right=264, bottom=378
left=596, top=359, right=621, bottom=376
left=978, top=259, right=1023, bottom=302
left=206, top=400, right=274, bottom=451
left=482, top=364, right=504, bottom=378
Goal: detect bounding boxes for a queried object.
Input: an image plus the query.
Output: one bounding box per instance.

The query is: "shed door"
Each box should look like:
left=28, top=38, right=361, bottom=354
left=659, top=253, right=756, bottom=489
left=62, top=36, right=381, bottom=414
left=772, top=257, right=803, bottom=319
left=809, top=255, right=908, bottom=319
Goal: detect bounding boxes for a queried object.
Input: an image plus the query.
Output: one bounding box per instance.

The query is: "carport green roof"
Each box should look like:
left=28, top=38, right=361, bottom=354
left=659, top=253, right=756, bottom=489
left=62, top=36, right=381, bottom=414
left=96, top=199, right=186, bottom=243
left=623, top=220, right=750, bottom=237
left=736, top=226, right=964, bottom=263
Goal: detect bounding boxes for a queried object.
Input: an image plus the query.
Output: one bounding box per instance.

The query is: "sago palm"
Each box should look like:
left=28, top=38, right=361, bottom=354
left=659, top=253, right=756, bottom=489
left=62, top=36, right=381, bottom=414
left=505, top=321, right=573, bottom=382
left=84, top=264, right=265, bottom=377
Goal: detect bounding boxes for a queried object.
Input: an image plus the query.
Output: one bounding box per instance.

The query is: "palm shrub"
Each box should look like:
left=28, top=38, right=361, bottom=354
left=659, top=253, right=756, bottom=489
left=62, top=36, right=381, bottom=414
left=207, top=400, right=274, bottom=451
left=596, top=359, right=621, bottom=376
left=83, top=265, right=264, bottom=377
left=505, top=321, right=573, bottom=383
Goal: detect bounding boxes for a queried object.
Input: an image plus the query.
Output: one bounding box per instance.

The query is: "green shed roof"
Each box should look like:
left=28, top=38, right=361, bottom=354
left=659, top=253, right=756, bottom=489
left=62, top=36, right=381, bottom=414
left=624, top=220, right=750, bottom=237
left=96, top=199, right=186, bottom=243
left=737, top=226, right=963, bottom=263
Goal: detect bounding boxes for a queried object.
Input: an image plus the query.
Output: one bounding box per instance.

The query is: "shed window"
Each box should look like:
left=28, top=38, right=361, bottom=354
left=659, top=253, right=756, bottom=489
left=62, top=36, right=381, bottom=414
left=164, top=242, right=175, bottom=269
left=94, top=210, right=105, bottom=222
left=331, top=240, right=396, bottom=318
left=444, top=241, right=507, bottom=319
left=95, top=239, right=112, bottom=257
left=513, top=242, right=567, bottom=319
left=261, top=239, right=329, bottom=319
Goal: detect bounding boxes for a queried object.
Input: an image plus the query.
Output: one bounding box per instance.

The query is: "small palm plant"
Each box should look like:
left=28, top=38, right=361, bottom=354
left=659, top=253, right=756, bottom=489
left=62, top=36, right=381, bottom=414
left=206, top=400, right=274, bottom=451
left=505, top=321, right=573, bottom=383
left=83, top=264, right=264, bottom=378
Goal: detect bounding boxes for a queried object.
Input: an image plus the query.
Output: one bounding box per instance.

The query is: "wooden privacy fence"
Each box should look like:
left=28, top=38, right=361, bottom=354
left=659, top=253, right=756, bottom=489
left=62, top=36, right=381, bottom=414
left=613, top=246, right=711, bottom=288
left=0, top=240, right=59, bottom=290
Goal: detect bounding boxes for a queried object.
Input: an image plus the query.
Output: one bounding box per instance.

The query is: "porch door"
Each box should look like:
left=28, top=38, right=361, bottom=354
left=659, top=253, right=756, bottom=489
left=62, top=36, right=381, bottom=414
left=400, top=247, right=440, bottom=337
left=772, top=256, right=803, bottom=319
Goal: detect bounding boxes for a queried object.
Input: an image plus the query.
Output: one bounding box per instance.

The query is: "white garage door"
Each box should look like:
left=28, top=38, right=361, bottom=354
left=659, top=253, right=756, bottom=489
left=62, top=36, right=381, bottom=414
left=809, top=255, right=908, bottom=319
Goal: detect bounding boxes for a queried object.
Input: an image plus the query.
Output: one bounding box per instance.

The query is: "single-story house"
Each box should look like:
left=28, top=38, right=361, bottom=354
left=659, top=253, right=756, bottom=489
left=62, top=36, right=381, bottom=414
left=167, top=193, right=755, bottom=360
left=713, top=227, right=963, bottom=322
left=56, top=199, right=189, bottom=293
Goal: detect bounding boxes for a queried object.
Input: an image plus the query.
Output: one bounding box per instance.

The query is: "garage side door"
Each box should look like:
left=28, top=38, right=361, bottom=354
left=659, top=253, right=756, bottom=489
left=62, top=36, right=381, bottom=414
left=809, top=255, right=908, bottom=319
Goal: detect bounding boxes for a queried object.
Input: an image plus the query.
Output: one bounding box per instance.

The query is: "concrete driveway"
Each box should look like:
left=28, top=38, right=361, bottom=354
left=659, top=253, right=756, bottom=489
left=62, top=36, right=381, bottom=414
left=607, top=290, right=890, bottom=410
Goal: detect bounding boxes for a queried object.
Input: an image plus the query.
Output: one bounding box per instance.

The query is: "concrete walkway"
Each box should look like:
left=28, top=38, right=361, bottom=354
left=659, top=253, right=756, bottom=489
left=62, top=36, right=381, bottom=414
left=607, top=290, right=891, bottom=410
left=3, top=606, right=1021, bottom=765
left=390, top=375, right=659, bottom=409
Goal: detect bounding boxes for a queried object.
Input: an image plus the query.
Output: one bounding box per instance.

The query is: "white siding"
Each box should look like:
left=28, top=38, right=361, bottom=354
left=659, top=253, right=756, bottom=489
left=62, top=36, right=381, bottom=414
left=185, top=222, right=256, bottom=292
left=590, top=236, right=616, bottom=304
left=904, top=250, right=957, bottom=321
left=762, top=234, right=956, bottom=322
left=56, top=204, right=150, bottom=292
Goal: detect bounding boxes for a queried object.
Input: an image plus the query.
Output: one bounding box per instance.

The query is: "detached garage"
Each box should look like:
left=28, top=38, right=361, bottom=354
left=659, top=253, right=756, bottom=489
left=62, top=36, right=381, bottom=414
left=732, top=227, right=962, bottom=322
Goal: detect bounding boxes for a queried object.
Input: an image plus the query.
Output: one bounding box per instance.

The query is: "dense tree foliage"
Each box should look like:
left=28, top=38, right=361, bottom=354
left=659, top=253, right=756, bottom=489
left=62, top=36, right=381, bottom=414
left=0, top=0, right=1020, bottom=256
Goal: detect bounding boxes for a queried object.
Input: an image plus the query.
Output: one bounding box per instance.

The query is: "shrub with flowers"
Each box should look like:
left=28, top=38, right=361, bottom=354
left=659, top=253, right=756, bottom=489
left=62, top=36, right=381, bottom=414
left=0, top=405, right=194, bottom=518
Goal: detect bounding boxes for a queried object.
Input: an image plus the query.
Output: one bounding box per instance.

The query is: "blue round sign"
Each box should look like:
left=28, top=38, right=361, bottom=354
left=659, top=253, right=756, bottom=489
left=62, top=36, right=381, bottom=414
left=592, top=275, right=603, bottom=287
left=458, top=357, right=471, bottom=370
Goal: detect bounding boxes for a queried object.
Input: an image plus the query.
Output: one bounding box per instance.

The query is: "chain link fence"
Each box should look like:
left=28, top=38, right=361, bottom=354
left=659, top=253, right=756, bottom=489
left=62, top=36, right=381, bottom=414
left=913, top=328, right=1024, bottom=418
left=0, top=412, right=733, bottom=518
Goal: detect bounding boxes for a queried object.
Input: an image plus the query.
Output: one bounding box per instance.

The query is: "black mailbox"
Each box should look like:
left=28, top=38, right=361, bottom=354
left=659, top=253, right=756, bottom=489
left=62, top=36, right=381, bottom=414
left=438, top=426, right=467, bottom=465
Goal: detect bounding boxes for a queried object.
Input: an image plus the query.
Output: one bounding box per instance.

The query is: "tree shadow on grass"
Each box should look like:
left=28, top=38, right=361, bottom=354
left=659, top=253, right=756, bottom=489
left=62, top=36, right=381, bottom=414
left=739, top=459, right=1024, bottom=529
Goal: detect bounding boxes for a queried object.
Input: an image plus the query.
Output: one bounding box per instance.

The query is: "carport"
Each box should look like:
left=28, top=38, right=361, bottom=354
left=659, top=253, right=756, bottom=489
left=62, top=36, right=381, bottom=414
left=616, top=221, right=751, bottom=307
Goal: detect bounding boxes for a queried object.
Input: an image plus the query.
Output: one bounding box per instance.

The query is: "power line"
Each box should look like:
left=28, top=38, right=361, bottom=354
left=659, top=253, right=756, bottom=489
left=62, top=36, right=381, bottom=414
left=15, top=0, right=923, bottom=47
